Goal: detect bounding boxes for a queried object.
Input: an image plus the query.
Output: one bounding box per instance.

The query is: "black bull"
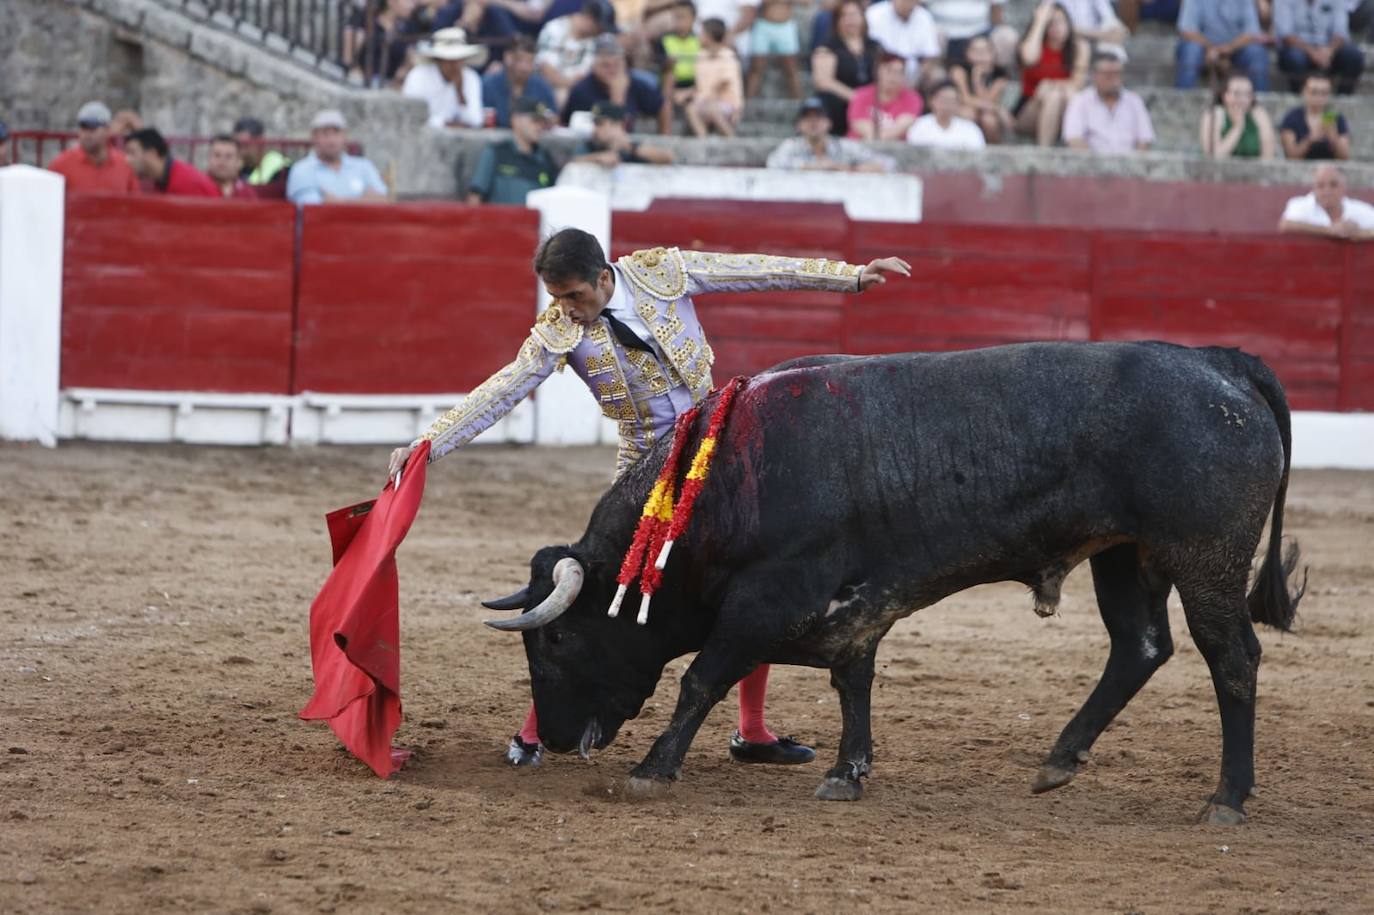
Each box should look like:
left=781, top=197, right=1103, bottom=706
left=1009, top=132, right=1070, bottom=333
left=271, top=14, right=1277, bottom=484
left=483, top=341, right=1305, bottom=824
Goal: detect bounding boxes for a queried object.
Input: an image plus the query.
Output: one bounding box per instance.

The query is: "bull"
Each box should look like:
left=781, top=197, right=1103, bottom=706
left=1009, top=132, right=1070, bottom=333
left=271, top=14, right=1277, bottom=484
left=481, top=341, right=1305, bottom=825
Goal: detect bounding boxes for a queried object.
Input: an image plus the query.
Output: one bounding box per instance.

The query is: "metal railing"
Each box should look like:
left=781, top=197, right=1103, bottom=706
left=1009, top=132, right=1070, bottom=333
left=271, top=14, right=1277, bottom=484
left=166, top=0, right=357, bottom=80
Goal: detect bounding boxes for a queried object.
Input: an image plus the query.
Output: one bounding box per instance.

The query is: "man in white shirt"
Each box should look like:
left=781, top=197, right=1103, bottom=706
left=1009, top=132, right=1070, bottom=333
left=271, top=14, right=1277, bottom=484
left=537, top=1, right=613, bottom=102
left=401, top=28, right=488, bottom=128
left=1279, top=164, right=1374, bottom=239
left=1060, top=0, right=1128, bottom=45
left=906, top=79, right=987, bottom=148
left=866, top=0, right=941, bottom=83
left=925, top=0, right=1017, bottom=67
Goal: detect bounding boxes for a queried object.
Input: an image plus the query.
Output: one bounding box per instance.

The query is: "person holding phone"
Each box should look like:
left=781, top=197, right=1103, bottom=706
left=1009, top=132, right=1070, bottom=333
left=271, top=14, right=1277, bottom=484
left=1199, top=73, right=1277, bottom=160
left=1279, top=73, right=1351, bottom=160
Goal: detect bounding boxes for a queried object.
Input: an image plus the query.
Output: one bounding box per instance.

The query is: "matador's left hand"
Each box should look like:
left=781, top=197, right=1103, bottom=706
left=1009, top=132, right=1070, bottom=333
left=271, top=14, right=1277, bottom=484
left=859, top=256, right=912, bottom=291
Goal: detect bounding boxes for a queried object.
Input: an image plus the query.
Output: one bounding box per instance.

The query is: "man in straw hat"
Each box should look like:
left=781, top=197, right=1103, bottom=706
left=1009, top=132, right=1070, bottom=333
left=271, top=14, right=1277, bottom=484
left=403, top=28, right=491, bottom=129
left=386, top=228, right=911, bottom=767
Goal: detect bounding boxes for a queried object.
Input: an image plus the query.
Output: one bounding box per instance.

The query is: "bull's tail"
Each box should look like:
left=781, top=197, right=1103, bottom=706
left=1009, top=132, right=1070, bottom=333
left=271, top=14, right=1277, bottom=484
left=1226, top=351, right=1306, bottom=631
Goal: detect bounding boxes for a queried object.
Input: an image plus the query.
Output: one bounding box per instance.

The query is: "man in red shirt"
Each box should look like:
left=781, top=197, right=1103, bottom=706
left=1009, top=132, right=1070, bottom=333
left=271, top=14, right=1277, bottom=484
left=123, top=127, right=219, bottom=197
left=205, top=134, right=258, bottom=200
left=46, top=101, right=141, bottom=195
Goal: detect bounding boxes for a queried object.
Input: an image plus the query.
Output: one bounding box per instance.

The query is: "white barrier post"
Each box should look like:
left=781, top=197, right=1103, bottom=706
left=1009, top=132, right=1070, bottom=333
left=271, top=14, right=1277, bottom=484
left=525, top=185, right=614, bottom=446
left=0, top=166, right=64, bottom=447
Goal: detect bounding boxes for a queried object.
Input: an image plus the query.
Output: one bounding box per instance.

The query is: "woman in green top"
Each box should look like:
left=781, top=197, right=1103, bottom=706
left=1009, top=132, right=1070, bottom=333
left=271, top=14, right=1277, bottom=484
left=1200, top=74, right=1277, bottom=160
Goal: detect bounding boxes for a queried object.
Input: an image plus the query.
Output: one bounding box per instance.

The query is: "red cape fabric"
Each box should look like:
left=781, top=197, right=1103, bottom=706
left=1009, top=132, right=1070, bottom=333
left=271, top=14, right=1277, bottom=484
left=299, top=441, right=430, bottom=778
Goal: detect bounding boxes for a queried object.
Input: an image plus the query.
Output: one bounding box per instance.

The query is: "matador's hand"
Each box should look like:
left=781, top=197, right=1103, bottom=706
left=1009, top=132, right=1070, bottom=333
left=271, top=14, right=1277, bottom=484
left=859, top=256, right=912, bottom=291
left=387, top=443, right=418, bottom=484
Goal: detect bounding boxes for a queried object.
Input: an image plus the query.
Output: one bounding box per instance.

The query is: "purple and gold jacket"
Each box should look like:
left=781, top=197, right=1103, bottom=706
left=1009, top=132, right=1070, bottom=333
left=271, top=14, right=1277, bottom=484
left=418, top=246, right=865, bottom=476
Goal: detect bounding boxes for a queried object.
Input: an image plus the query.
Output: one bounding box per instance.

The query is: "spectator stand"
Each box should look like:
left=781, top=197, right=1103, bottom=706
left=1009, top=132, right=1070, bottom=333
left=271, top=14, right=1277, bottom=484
left=8, top=131, right=364, bottom=175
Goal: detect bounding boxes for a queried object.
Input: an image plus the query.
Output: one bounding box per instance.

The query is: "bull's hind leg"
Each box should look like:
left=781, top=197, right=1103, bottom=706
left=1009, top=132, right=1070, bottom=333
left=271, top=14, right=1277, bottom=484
left=1174, top=570, right=1262, bottom=825
left=1034, top=543, right=1173, bottom=794
left=814, top=648, right=878, bottom=802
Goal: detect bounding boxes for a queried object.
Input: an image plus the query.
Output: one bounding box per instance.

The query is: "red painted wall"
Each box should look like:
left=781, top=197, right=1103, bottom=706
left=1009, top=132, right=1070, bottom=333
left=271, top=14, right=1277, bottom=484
left=292, top=203, right=540, bottom=394
left=62, top=196, right=296, bottom=393
left=58, top=197, right=1372, bottom=413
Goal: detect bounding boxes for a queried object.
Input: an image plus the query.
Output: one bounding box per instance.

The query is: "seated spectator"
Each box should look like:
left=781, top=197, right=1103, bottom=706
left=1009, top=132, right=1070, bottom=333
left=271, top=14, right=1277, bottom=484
left=109, top=109, right=143, bottom=138
left=573, top=101, right=678, bottom=162
left=233, top=117, right=292, bottom=190
left=467, top=98, right=560, bottom=203
left=1352, top=0, right=1374, bottom=42
left=350, top=0, right=423, bottom=86
left=906, top=79, right=987, bottom=148
left=950, top=33, right=1011, bottom=143
left=563, top=34, right=669, bottom=132
left=484, top=36, right=560, bottom=126
left=1280, top=73, right=1351, bottom=159
left=683, top=17, right=744, bottom=136
left=697, top=0, right=760, bottom=56
left=1116, top=0, right=1181, bottom=32
left=1059, top=0, right=1127, bottom=45
left=927, top=0, right=1018, bottom=69
left=123, top=128, right=220, bottom=197
left=848, top=52, right=924, bottom=140
left=1063, top=51, right=1155, bottom=153
left=1175, top=0, right=1269, bottom=92
left=812, top=0, right=881, bottom=137
left=430, top=0, right=520, bottom=64
left=1279, top=164, right=1374, bottom=238
left=1016, top=3, right=1087, bottom=146
left=1274, top=0, right=1364, bottom=94
left=403, top=28, right=489, bottom=128
left=866, top=0, right=941, bottom=84
left=1200, top=74, right=1277, bottom=159
left=766, top=96, right=896, bottom=171
left=657, top=2, right=702, bottom=115
left=746, top=0, right=802, bottom=98
left=46, top=102, right=140, bottom=195
left=206, top=135, right=258, bottom=199
left=537, top=0, right=611, bottom=103
left=287, top=110, right=389, bottom=204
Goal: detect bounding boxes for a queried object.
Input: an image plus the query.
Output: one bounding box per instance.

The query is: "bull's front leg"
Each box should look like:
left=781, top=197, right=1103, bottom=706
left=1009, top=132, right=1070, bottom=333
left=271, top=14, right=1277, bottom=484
left=627, top=646, right=754, bottom=794
left=814, top=649, right=877, bottom=802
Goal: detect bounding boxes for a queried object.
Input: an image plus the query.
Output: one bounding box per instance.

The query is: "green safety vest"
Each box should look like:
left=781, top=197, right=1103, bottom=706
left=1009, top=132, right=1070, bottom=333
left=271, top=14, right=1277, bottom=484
left=661, top=34, right=700, bottom=85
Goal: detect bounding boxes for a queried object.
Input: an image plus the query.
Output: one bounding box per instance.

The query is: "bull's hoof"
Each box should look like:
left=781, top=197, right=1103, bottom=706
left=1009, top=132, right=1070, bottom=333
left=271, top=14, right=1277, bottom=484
left=1031, top=764, right=1076, bottom=794
left=1198, top=803, right=1246, bottom=826
left=814, top=777, right=863, bottom=802
left=625, top=775, right=673, bottom=799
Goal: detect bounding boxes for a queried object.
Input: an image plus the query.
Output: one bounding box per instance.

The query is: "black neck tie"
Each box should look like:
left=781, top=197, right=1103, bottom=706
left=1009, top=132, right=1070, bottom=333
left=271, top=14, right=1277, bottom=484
left=602, top=311, right=653, bottom=353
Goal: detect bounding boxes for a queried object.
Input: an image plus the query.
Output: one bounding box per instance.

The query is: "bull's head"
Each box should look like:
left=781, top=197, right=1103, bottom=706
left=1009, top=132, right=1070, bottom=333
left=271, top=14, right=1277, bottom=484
left=482, top=545, right=671, bottom=756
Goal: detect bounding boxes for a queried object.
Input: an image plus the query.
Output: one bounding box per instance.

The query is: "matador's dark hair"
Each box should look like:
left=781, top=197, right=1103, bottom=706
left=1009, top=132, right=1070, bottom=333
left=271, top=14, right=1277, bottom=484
left=533, top=228, right=609, bottom=285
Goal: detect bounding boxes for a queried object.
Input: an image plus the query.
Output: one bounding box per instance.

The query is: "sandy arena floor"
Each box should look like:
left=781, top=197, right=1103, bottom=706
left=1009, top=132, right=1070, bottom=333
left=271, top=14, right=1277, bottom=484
left=1, top=441, right=1372, bottom=914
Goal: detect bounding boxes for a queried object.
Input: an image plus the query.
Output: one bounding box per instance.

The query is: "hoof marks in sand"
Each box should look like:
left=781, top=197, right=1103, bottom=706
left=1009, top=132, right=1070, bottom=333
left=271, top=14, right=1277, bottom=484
left=624, top=776, right=673, bottom=800
left=814, top=777, right=863, bottom=802
left=1031, top=765, right=1076, bottom=794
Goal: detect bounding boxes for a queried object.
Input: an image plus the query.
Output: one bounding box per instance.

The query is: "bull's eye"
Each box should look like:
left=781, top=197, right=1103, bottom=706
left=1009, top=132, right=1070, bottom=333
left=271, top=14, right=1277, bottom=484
left=547, top=631, right=564, bottom=646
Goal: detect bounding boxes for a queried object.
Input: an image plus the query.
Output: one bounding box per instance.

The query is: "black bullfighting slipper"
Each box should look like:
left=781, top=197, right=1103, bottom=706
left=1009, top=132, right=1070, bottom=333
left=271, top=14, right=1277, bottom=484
left=728, top=731, right=816, bottom=765
left=506, top=734, right=543, bottom=767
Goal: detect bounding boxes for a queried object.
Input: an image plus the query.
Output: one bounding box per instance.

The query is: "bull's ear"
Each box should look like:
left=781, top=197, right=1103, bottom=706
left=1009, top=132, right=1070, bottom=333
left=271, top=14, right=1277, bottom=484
left=481, top=587, right=530, bottom=611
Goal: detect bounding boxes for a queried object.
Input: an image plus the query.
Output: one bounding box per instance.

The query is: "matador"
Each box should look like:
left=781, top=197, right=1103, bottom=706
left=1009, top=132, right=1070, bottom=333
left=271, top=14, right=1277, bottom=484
left=388, top=228, right=910, bottom=767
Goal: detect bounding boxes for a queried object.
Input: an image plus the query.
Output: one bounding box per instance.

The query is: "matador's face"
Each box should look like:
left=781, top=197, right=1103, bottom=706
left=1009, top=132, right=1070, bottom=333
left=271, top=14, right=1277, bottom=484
left=542, top=268, right=615, bottom=325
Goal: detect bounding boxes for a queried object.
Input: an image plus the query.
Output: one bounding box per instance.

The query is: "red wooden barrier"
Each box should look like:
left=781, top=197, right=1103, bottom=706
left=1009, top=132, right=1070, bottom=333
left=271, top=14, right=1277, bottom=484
left=56, top=197, right=1374, bottom=412
left=293, top=203, right=541, bottom=394
left=62, top=195, right=297, bottom=393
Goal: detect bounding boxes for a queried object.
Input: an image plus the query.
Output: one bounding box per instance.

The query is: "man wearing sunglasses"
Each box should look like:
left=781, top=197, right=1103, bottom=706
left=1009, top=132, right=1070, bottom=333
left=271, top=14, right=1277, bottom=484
left=47, top=101, right=141, bottom=196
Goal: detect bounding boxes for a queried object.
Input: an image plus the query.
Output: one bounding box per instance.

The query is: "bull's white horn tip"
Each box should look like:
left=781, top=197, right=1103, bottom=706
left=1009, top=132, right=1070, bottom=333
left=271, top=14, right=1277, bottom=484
left=607, top=583, right=627, bottom=618
left=636, top=593, right=652, bottom=626
left=653, top=540, right=675, bottom=571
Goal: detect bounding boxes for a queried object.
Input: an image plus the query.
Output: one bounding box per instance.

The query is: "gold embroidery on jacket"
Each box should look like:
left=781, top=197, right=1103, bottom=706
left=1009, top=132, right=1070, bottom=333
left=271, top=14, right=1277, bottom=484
left=624, top=349, right=672, bottom=396
left=421, top=335, right=545, bottom=445
left=620, top=247, right=688, bottom=300
left=532, top=303, right=583, bottom=354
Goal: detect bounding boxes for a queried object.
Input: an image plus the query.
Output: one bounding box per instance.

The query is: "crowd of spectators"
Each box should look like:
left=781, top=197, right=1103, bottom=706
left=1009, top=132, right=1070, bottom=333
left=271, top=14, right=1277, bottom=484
left=9, top=0, right=1374, bottom=231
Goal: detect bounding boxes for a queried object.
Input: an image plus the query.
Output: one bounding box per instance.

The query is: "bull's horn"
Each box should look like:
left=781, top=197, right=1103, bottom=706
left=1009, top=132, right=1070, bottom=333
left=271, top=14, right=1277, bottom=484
left=480, top=587, right=530, bottom=611
left=484, top=558, right=584, bottom=631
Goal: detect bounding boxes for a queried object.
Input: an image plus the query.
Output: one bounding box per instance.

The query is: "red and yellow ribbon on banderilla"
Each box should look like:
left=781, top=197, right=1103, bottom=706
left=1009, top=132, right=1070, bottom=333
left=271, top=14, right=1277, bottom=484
left=608, top=376, right=748, bottom=625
